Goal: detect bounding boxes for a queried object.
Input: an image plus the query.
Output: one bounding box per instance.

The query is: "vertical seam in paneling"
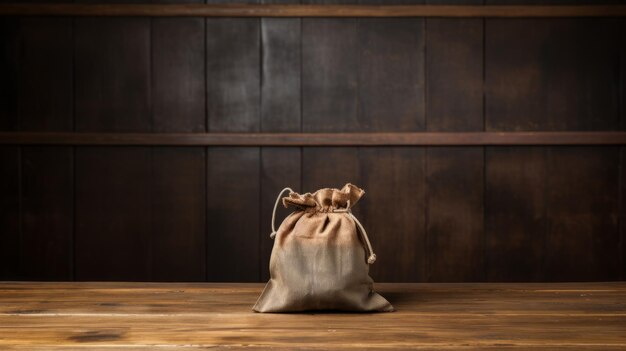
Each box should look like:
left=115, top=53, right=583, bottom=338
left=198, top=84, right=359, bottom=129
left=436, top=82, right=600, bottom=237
left=259, top=147, right=263, bottom=282
left=424, top=147, right=429, bottom=282
left=148, top=15, right=154, bottom=281
left=542, top=147, right=550, bottom=282
left=299, top=17, right=303, bottom=133
left=619, top=146, right=624, bottom=280
left=481, top=17, right=487, bottom=282
left=205, top=147, right=209, bottom=281
left=259, top=17, right=263, bottom=132
left=17, top=146, right=22, bottom=280
left=424, top=18, right=428, bottom=132
left=71, top=16, right=76, bottom=281
left=422, top=15, right=429, bottom=283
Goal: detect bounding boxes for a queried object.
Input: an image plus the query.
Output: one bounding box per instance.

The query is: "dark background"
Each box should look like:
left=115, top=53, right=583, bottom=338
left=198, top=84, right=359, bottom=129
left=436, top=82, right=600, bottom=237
left=1, top=0, right=625, bottom=282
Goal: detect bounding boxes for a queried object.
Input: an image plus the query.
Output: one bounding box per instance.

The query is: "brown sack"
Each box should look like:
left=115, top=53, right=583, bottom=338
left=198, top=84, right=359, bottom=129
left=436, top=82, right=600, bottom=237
left=253, top=183, right=394, bottom=313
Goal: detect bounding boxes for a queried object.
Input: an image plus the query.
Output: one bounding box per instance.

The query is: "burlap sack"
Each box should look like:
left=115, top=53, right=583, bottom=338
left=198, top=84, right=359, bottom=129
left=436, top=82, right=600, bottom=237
left=253, top=183, right=393, bottom=313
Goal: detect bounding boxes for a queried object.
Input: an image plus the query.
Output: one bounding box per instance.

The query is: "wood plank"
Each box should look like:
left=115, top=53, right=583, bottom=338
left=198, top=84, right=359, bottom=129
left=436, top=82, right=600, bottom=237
left=424, top=3, right=484, bottom=283
left=485, top=147, right=547, bottom=281
left=206, top=15, right=260, bottom=132
left=20, top=147, right=73, bottom=280
left=17, top=17, right=72, bottom=131
left=206, top=147, right=260, bottom=282
left=0, top=282, right=626, bottom=349
left=357, top=11, right=424, bottom=131
left=302, top=2, right=357, bottom=132
left=259, top=147, right=301, bottom=281
left=0, top=147, right=20, bottom=280
left=2, top=4, right=626, bottom=17
left=0, top=17, right=18, bottom=131
left=425, top=17, right=482, bottom=131
left=426, top=147, right=484, bottom=282
left=75, top=147, right=152, bottom=281
left=260, top=8, right=301, bottom=132
left=74, top=16, right=151, bottom=132
left=359, top=147, right=426, bottom=282
left=3, top=131, right=626, bottom=146
left=545, top=147, right=621, bottom=281
left=151, top=147, right=206, bottom=282
left=302, top=147, right=361, bottom=192
left=485, top=18, right=620, bottom=131
left=152, top=5, right=205, bottom=133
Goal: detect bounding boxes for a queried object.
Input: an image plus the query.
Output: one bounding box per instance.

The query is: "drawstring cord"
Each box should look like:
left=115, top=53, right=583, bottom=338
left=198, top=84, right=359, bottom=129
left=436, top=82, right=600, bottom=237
left=269, top=187, right=294, bottom=239
left=269, top=187, right=377, bottom=265
left=333, top=200, right=377, bottom=264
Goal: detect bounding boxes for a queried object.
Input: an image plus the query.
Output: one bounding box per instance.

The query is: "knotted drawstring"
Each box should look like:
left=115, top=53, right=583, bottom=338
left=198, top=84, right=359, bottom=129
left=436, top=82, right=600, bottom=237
left=333, top=200, right=377, bottom=264
left=269, top=187, right=294, bottom=239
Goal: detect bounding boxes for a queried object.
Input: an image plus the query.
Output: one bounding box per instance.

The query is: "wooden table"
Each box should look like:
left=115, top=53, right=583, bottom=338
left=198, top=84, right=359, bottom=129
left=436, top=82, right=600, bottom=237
left=1, top=282, right=625, bottom=350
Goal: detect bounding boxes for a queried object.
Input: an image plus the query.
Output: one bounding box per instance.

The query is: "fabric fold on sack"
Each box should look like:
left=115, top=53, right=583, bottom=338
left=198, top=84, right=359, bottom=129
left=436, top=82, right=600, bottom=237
left=253, top=183, right=394, bottom=313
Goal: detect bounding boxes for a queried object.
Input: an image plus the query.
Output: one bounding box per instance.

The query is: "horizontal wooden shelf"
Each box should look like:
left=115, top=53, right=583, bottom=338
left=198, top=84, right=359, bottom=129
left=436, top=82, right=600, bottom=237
left=0, top=4, right=625, bottom=18
left=0, top=131, right=624, bottom=146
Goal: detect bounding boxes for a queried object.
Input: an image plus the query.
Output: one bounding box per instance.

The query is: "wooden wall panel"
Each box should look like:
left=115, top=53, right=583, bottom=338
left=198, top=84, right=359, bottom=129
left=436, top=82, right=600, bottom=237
left=260, top=147, right=301, bottom=280
left=425, top=2, right=485, bottom=282
left=152, top=147, right=206, bottom=282
left=18, top=17, right=72, bottom=131
left=74, top=16, right=151, bottom=132
left=75, top=147, right=152, bottom=281
left=357, top=16, right=424, bottom=131
left=359, top=147, right=426, bottom=282
left=0, top=17, right=18, bottom=131
left=260, top=14, right=301, bottom=132
left=302, top=10, right=357, bottom=132
left=485, top=18, right=622, bottom=281
left=20, top=147, right=73, bottom=280
left=206, top=147, right=260, bottom=282
left=426, top=147, right=484, bottom=281
left=485, top=19, right=620, bottom=131
left=152, top=13, right=205, bottom=132
left=206, top=16, right=260, bottom=132
left=485, top=147, right=547, bottom=281
left=0, top=147, right=19, bottom=280
left=545, top=147, right=621, bottom=281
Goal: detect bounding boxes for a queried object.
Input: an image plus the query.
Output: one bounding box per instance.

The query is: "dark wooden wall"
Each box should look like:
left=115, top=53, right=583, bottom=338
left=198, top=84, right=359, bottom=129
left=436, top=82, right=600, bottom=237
left=1, top=1, right=625, bottom=282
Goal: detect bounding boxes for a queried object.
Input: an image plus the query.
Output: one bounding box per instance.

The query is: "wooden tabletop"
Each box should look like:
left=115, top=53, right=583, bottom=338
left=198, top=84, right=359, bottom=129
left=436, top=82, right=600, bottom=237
left=0, top=282, right=625, bottom=350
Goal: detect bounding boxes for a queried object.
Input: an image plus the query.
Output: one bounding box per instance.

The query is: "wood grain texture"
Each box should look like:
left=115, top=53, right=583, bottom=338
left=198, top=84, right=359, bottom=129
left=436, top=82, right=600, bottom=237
left=4, top=132, right=626, bottom=146
left=152, top=15, right=205, bottom=132
left=545, top=147, right=621, bottom=281
left=151, top=147, right=206, bottom=282
left=206, top=16, right=260, bottom=132
left=17, top=17, right=72, bottom=131
left=0, top=147, right=19, bottom=280
left=206, top=147, right=260, bottom=282
left=75, top=147, right=152, bottom=281
left=0, top=17, right=18, bottom=131
left=485, top=147, right=547, bottom=281
left=425, top=17, right=482, bottom=131
left=357, top=14, right=424, bottom=131
left=359, top=147, right=427, bottom=282
left=426, top=147, right=484, bottom=282
left=74, top=16, right=151, bottom=132
left=20, top=147, right=73, bottom=280
left=0, top=282, right=626, bottom=349
left=260, top=15, right=301, bottom=132
left=485, top=18, right=620, bottom=131
left=2, top=3, right=626, bottom=17
left=259, top=147, right=301, bottom=281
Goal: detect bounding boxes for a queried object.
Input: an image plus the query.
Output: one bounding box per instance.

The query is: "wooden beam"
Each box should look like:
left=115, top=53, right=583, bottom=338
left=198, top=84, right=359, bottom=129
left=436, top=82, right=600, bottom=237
left=0, top=4, right=625, bottom=17
left=0, top=132, right=625, bottom=146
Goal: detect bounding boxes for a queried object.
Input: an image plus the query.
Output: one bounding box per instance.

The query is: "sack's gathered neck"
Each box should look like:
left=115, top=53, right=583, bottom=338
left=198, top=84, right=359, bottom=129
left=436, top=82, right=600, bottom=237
left=269, top=186, right=377, bottom=264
